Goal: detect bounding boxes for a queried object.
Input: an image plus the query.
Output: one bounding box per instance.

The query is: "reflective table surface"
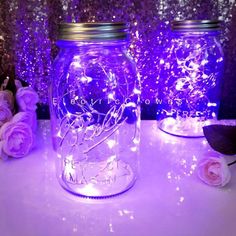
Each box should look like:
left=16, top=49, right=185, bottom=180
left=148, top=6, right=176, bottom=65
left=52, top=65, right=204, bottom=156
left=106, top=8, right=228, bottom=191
left=0, top=120, right=236, bottom=236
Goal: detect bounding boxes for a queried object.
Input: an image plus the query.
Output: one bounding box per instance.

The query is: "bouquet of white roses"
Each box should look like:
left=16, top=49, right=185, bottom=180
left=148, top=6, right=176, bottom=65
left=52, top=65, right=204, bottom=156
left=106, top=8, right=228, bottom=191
left=0, top=78, right=39, bottom=159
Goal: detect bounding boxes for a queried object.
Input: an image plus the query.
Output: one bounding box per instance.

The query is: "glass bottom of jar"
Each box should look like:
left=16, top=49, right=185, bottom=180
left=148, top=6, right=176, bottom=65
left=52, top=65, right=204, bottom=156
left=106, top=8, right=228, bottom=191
left=158, top=117, right=206, bottom=138
left=57, top=159, right=136, bottom=198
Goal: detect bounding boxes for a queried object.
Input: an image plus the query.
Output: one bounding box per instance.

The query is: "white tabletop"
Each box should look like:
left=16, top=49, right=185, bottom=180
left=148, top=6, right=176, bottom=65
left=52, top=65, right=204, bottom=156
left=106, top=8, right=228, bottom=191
left=0, top=120, right=236, bottom=236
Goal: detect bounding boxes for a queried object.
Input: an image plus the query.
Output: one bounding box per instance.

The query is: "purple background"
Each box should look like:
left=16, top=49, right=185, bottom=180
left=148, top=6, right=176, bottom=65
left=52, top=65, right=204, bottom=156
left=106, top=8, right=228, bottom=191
left=0, top=0, right=236, bottom=118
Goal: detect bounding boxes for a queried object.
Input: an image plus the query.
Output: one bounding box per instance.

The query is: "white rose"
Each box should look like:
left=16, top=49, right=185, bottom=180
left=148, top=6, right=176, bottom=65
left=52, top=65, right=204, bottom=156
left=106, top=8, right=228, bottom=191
left=16, top=87, right=39, bottom=111
left=0, top=103, right=12, bottom=127
left=198, top=154, right=231, bottom=187
left=0, top=121, right=34, bottom=158
left=12, top=111, right=37, bottom=132
left=0, top=90, right=14, bottom=111
left=0, top=141, right=8, bottom=160
left=15, top=80, right=23, bottom=90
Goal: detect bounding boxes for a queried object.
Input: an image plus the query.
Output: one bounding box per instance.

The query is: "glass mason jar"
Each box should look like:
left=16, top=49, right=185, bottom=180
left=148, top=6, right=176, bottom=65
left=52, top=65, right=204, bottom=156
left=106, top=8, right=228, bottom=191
left=49, top=23, right=140, bottom=198
left=157, top=20, right=224, bottom=137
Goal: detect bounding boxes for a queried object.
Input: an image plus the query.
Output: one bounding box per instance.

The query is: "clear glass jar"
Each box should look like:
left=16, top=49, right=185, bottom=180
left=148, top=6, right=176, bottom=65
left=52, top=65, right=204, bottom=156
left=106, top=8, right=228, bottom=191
left=157, top=20, right=224, bottom=137
left=49, top=23, right=140, bottom=198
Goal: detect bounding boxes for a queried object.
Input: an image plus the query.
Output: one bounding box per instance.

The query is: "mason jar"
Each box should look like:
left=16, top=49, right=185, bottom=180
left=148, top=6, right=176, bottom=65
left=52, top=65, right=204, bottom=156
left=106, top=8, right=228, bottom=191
left=157, top=20, right=224, bottom=137
left=49, top=23, right=140, bottom=198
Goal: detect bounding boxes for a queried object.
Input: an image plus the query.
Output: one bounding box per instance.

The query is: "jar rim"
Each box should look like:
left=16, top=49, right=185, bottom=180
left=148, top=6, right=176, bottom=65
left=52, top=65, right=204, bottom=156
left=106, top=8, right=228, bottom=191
left=172, top=20, right=222, bottom=32
left=58, top=22, right=129, bottom=41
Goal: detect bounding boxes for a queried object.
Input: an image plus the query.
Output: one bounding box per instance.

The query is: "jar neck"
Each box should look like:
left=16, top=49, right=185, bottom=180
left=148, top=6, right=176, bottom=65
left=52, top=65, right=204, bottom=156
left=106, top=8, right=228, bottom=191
left=172, top=30, right=221, bottom=37
left=57, top=39, right=128, bottom=48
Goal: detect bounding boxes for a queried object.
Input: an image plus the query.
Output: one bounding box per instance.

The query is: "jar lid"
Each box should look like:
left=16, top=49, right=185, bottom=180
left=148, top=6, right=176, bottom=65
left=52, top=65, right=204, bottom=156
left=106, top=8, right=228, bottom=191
left=172, top=20, right=221, bottom=32
left=58, top=22, right=128, bottom=41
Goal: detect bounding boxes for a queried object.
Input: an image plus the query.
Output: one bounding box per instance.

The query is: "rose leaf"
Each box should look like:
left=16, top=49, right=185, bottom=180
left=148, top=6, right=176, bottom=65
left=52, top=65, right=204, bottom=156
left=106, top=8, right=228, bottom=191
left=203, top=125, right=236, bottom=155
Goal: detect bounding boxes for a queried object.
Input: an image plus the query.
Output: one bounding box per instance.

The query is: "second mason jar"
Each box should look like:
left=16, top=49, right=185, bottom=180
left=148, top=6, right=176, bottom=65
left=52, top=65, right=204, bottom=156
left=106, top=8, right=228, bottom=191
left=157, top=20, right=224, bottom=137
left=49, top=23, right=140, bottom=198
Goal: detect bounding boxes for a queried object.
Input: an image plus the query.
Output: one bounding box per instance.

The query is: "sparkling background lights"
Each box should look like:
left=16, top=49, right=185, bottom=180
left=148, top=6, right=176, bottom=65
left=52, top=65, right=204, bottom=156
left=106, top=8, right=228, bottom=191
left=0, top=0, right=236, bottom=117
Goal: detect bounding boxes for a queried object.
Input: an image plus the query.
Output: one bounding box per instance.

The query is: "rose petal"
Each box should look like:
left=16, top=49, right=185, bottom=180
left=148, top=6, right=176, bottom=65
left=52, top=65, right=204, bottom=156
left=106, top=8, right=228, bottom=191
left=0, top=104, right=13, bottom=127
left=0, top=141, right=8, bottom=160
left=1, top=122, right=34, bottom=158
left=12, top=111, right=37, bottom=132
left=198, top=155, right=231, bottom=187
left=0, top=90, right=14, bottom=111
left=16, top=87, right=39, bottom=112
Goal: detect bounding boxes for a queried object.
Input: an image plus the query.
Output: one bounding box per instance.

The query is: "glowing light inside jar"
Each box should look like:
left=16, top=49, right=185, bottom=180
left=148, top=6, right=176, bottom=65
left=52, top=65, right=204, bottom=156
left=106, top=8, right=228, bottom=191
left=157, top=28, right=224, bottom=137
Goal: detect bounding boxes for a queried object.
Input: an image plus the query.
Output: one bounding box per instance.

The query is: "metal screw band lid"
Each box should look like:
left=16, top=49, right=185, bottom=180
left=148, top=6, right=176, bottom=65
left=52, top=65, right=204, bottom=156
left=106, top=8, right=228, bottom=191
left=58, top=22, right=128, bottom=41
left=172, top=20, right=222, bottom=32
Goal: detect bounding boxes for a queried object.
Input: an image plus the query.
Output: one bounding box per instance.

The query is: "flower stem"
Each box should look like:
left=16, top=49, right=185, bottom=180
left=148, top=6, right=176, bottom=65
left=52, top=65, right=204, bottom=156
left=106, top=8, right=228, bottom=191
left=228, top=160, right=236, bottom=166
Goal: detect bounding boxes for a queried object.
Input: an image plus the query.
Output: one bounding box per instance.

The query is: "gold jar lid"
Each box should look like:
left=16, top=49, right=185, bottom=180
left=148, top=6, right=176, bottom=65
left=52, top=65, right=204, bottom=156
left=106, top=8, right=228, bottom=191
left=172, top=20, right=221, bottom=32
left=58, top=22, right=128, bottom=41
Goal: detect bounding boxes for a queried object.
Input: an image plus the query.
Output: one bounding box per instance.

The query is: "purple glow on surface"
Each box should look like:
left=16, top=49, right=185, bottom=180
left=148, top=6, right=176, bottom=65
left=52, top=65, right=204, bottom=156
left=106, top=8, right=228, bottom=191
left=157, top=30, right=224, bottom=137
left=3, top=120, right=236, bottom=236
